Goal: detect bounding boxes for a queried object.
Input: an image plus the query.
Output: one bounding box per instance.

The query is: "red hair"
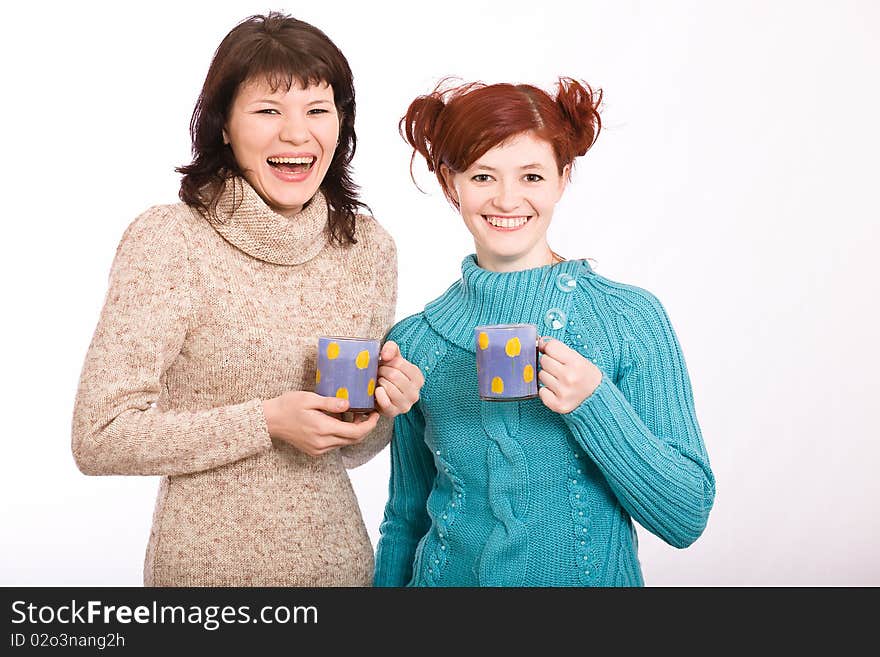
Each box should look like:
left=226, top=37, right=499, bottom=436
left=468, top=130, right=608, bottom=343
left=401, top=77, right=602, bottom=208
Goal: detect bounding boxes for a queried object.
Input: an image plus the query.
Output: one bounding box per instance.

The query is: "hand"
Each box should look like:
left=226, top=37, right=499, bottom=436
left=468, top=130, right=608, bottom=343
left=262, top=391, right=380, bottom=457
left=537, top=336, right=602, bottom=414
left=374, top=340, right=425, bottom=418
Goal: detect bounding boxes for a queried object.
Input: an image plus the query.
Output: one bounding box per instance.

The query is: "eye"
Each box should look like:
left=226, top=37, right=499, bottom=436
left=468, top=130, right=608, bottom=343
left=524, top=173, right=544, bottom=182
left=308, top=107, right=331, bottom=115
left=471, top=174, right=493, bottom=183
left=256, top=108, right=280, bottom=115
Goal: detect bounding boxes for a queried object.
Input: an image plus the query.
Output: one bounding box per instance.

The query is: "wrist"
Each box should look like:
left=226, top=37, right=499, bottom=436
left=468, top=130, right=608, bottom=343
left=582, top=365, right=603, bottom=402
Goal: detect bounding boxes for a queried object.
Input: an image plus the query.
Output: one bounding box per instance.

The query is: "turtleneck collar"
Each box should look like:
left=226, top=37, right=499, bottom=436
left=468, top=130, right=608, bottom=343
left=423, top=254, right=591, bottom=352
left=206, top=177, right=330, bottom=266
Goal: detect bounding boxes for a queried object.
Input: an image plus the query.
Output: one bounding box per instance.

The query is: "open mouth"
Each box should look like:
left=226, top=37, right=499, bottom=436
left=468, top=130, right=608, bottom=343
left=483, top=215, right=531, bottom=230
left=266, top=155, right=317, bottom=175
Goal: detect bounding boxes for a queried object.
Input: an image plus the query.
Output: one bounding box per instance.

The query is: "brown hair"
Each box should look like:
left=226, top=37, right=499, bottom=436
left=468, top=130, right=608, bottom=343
left=177, top=12, right=364, bottom=245
left=401, top=77, right=602, bottom=209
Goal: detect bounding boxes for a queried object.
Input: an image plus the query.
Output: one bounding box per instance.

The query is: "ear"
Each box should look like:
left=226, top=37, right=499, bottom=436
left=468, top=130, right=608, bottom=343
left=222, top=126, right=230, bottom=145
left=439, top=164, right=458, bottom=200
left=557, top=163, right=571, bottom=198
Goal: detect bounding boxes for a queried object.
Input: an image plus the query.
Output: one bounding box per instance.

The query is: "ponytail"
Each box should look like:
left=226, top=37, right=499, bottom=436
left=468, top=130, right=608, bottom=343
left=555, top=77, right=602, bottom=158
left=400, top=93, right=446, bottom=180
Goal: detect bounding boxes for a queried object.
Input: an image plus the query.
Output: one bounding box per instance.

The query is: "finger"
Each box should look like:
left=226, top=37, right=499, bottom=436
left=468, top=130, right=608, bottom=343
left=537, top=352, right=566, bottom=378
left=381, top=359, right=426, bottom=392
left=538, top=368, right=561, bottom=393
left=378, top=358, right=420, bottom=379
left=346, top=411, right=380, bottom=437
left=315, top=413, right=374, bottom=440
left=351, top=411, right=380, bottom=424
left=538, top=336, right=578, bottom=363
left=538, top=386, right=563, bottom=413
left=307, top=392, right=351, bottom=414
left=394, top=358, right=425, bottom=386
left=377, top=364, right=413, bottom=391
left=374, top=385, right=393, bottom=414
left=378, top=375, right=406, bottom=408
left=335, top=411, right=381, bottom=440
left=380, top=340, right=401, bottom=362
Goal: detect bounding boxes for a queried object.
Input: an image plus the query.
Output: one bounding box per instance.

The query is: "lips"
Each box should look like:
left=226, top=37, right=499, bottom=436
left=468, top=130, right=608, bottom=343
left=266, top=154, right=317, bottom=182
left=267, top=155, right=316, bottom=174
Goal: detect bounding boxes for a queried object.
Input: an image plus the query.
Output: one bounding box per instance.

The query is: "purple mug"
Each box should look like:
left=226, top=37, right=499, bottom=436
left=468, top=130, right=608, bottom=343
left=315, top=336, right=380, bottom=412
left=474, top=323, right=538, bottom=401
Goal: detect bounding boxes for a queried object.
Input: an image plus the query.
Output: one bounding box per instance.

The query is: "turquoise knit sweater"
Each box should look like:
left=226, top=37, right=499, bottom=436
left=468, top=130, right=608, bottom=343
left=374, top=255, right=715, bottom=586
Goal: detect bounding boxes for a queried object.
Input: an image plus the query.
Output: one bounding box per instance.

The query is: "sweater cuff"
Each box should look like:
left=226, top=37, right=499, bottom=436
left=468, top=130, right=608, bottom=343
left=247, top=398, right=274, bottom=452
left=374, top=537, right=417, bottom=587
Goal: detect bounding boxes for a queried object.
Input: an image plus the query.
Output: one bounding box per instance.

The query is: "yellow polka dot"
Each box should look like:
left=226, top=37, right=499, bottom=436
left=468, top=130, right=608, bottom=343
left=315, top=369, right=321, bottom=384
left=491, top=376, right=504, bottom=394
left=523, top=364, right=534, bottom=383
left=335, top=387, right=349, bottom=399
left=367, top=379, right=376, bottom=396
left=355, top=350, right=370, bottom=370
left=327, top=342, right=340, bottom=360
left=505, top=337, right=521, bottom=357
left=478, top=332, right=489, bottom=350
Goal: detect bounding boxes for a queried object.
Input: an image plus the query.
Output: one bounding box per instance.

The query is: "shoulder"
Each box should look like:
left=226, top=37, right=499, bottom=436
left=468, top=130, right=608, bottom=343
left=107, top=203, right=199, bottom=286
left=575, top=264, right=674, bottom=332
left=386, top=312, right=436, bottom=358
left=116, top=202, right=198, bottom=253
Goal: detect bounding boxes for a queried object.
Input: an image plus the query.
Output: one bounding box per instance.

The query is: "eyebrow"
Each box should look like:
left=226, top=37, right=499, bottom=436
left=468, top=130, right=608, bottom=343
left=248, top=98, right=334, bottom=106
left=474, top=163, right=546, bottom=171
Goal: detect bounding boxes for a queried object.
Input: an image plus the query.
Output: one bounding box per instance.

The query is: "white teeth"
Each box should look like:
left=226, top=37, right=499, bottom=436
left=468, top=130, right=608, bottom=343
left=267, top=156, right=315, bottom=164
left=486, top=216, right=528, bottom=228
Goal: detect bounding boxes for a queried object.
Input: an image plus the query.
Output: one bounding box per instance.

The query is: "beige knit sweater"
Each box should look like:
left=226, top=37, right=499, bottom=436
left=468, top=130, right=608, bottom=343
left=72, top=178, right=396, bottom=586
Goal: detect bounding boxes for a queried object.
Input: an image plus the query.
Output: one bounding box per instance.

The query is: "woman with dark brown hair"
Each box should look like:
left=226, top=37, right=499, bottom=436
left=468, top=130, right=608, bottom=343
left=72, top=12, right=423, bottom=586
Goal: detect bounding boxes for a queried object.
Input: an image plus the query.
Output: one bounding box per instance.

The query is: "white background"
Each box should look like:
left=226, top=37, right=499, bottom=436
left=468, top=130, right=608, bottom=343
left=1, top=0, right=877, bottom=586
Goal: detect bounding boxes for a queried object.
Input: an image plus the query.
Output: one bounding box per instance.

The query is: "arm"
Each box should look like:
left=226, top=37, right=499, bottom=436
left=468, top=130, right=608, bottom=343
left=373, top=402, right=435, bottom=586
left=561, top=292, right=715, bottom=548
left=71, top=208, right=272, bottom=477
left=341, top=225, right=398, bottom=469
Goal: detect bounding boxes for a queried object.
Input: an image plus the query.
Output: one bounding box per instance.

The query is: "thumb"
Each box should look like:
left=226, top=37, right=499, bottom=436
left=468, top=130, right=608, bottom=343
left=381, top=340, right=401, bottom=362
left=310, top=393, right=350, bottom=414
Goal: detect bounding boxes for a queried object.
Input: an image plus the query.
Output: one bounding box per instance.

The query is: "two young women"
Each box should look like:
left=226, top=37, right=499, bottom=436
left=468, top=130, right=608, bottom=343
left=73, top=12, right=714, bottom=587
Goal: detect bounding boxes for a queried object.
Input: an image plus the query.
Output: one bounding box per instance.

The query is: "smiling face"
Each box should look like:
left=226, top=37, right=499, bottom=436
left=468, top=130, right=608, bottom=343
left=223, top=77, right=339, bottom=217
left=442, top=131, right=569, bottom=272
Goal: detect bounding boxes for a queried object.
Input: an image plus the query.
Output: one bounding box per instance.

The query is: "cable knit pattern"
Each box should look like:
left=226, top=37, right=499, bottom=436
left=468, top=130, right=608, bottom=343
left=72, top=178, right=397, bottom=586
left=478, top=402, right=530, bottom=586
left=374, top=255, right=714, bottom=587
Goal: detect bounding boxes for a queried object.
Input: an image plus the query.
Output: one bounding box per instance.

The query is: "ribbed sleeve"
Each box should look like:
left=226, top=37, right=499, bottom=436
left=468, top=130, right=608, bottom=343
left=373, top=401, right=434, bottom=586
left=373, top=315, right=440, bottom=586
left=71, top=207, right=272, bottom=476
left=562, top=287, right=715, bottom=548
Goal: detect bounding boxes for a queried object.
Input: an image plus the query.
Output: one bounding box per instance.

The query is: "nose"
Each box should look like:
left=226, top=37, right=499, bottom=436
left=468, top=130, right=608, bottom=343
left=492, top=182, right=522, bottom=213
left=279, top=114, right=310, bottom=145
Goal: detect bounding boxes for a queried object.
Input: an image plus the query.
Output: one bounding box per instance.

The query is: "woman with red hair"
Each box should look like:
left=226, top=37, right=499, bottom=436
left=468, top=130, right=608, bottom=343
left=374, top=78, right=715, bottom=586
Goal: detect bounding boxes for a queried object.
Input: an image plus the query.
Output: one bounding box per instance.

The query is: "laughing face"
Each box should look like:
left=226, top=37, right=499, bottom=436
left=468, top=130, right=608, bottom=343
left=442, top=132, right=569, bottom=272
left=223, top=77, right=339, bottom=217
